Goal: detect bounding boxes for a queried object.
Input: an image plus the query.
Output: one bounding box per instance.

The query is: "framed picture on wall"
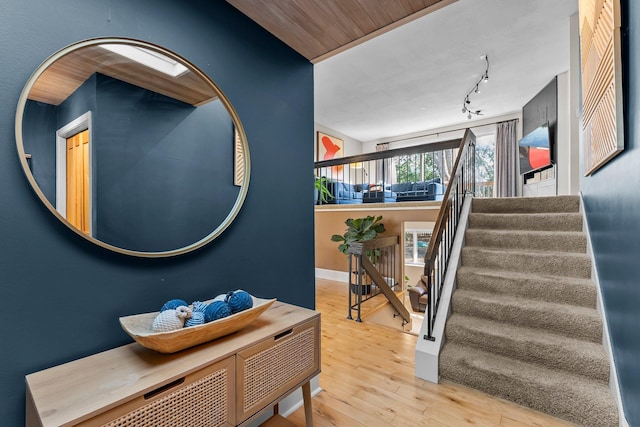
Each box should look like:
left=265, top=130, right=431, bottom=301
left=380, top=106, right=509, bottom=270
left=317, top=131, right=344, bottom=161
left=579, top=0, right=624, bottom=175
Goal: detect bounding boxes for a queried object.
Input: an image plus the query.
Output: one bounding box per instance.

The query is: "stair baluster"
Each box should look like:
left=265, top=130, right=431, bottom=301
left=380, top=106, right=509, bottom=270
left=423, top=130, right=476, bottom=341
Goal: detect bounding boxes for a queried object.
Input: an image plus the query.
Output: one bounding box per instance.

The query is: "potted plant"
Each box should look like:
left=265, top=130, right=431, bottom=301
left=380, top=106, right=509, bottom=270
left=331, top=215, right=385, bottom=294
left=315, top=176, right=332, bottom=204
left=331, top=215, right=385, bottom=254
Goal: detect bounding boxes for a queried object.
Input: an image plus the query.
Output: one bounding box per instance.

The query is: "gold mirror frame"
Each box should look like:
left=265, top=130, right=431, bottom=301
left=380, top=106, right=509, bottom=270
left=15, top=37, right=250, bottom=257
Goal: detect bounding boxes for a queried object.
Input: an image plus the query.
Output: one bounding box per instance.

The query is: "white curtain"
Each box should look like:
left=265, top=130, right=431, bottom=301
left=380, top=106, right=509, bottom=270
left=495, top=120, right=518, bottom=197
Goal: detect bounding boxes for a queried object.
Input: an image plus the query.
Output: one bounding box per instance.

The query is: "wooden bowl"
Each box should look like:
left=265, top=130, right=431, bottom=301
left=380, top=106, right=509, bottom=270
left=119, top=297, right=276, bottom=353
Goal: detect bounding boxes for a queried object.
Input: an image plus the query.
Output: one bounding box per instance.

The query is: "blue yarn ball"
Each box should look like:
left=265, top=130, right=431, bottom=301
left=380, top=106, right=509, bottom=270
left=185, top=312, right=205, bottom=327
left=160, top=299, right=188, bottom=312
left=225, top=290, right=253, bottom=314
left=192, top=301, right=208, bottom=313
left=204, top=301, right=232, bottom=323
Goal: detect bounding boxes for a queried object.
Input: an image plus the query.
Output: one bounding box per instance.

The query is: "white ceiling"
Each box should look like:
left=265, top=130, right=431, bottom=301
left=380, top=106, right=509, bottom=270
left=314, top=0, right=578, bottom=143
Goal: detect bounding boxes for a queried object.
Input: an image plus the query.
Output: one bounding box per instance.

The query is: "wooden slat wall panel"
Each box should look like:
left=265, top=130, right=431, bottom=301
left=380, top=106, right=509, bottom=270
left=226, top=0, right=456, bottom=61
left=234, top=130, right=245, bottom=187
left=579, top=0, right=623, bottom=175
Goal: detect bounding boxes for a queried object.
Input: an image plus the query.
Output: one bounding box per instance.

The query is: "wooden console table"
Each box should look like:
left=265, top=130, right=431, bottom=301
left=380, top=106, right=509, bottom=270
left=26, top=302, right=320, bottom=427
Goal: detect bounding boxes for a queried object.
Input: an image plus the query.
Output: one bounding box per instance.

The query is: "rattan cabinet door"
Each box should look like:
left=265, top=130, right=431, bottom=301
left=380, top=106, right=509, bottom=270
left=78, top=356, right=236, bottom=427
left=236, top=318, right=320, bottom=423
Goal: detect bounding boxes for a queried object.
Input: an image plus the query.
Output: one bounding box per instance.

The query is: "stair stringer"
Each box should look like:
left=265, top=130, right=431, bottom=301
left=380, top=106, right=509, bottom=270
left=415, top=196, right=472, bottom=383
left=581, top=192, right=630, bottom=427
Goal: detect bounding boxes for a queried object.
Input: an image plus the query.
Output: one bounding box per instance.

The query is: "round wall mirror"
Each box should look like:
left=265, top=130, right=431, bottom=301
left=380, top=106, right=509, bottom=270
left=15, top=38, right=250, bottom=257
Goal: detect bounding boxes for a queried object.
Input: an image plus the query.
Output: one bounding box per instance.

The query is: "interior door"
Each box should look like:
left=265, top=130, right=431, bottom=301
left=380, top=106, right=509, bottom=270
left=66, top=129, right=90, bottom=234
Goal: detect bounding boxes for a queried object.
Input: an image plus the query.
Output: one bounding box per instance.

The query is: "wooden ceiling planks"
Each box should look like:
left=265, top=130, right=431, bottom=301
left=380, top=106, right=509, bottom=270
left=225, top=0, right=457, bottom=62
left=28, top=45, right=217, bottom=107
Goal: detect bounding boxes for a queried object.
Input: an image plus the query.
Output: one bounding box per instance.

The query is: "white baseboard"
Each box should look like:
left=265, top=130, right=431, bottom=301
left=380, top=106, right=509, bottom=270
left=315, top=268, right=348, bottom=282
left=579, top=193, right=629, bottom=427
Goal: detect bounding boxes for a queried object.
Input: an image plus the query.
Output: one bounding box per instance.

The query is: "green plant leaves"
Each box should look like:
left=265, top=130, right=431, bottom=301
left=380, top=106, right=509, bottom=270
left=331, top=215, right=385, bottom=255
left=361, top=229, right=377, bottom=241
left=315, top=177, right=332, bottom=203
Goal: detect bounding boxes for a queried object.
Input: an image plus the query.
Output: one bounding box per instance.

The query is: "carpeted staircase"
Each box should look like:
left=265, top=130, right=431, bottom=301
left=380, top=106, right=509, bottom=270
left=439, top=195, right=619, bottom=426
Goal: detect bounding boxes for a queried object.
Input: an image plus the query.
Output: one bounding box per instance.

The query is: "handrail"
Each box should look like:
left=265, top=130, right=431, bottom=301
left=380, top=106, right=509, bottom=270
left=422, top=129, right=476, bottom=341
left=314, top=139, right=460, bottom=206
left=347, top=236, right=408, bottom=323
left=362, top=237, right=409, bottom=324
left=315, top=138, right=460, bottom=167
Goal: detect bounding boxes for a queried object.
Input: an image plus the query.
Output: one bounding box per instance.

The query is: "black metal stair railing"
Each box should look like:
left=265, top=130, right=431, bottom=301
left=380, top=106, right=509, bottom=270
left=347, top=236, right=410, bottom=324
left=315, top=139, right=460, bottom=205
left=422, top=129, right=476, bottom=341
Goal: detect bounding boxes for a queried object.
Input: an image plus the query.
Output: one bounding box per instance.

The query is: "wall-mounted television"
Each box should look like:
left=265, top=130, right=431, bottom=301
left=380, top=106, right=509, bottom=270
left=519, top=123, right=552, bottom=175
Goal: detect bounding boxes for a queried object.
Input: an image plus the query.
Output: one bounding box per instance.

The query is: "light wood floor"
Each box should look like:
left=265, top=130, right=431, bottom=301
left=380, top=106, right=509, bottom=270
left=287, top=279, right=575, bottom=427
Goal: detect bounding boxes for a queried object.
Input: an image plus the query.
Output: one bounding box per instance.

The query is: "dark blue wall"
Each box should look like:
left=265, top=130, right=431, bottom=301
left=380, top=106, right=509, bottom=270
left=58, top=73, right=98, bottom=127
left=25, top=73, right=238, bottom=252
left=22, top=101, right=58, bottom=202
left=0, top=1, right=314, bottom=425
left=581, top=0, right=640, bottom=424
left=92, top=73, right=237, bottom=251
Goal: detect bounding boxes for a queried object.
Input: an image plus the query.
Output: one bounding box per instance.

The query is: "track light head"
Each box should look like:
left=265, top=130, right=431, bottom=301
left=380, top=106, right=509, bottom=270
left=462, top=54, right=490, bottom=117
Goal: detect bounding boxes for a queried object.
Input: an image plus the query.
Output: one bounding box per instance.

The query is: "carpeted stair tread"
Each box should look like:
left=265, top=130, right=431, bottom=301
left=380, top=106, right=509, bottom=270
left=471, top=195, right=580, bottom=214
left=455, top=266, right=597, bottom=307
left=445, top=314, right=610, bottom=382
left=465, top=228, right=587, bottom=253
left=451, top=289, right=603, bottom=342
left=468, top=212, right=583, bottom=231
left=441, top=195, right=617, bottom=425
left=439, top=342, right=618, bottom=427
left=461, top=247, right=592, bottom=279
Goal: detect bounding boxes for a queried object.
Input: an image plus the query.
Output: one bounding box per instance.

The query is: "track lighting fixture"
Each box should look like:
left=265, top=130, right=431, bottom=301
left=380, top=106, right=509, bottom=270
left=461, top=54, right=490, bottom=119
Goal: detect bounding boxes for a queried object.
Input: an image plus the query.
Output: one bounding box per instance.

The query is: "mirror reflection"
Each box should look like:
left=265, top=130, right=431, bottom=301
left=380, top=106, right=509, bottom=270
left=17, top=38, right=249, bottom=256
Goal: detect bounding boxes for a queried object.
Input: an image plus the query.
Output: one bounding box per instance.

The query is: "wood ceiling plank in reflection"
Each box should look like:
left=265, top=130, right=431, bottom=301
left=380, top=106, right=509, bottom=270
left=27, top=45, right=217, bottom=107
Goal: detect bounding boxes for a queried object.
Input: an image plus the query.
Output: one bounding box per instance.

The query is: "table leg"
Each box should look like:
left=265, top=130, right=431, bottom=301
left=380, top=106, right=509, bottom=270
left=302, top=381, right=313, bottom=427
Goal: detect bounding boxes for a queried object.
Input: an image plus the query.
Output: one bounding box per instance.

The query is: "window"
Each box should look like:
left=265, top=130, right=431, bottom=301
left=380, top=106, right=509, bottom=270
left=404, top=229, right=432, bottom=265
left=473, top=126, right=496, bottom=198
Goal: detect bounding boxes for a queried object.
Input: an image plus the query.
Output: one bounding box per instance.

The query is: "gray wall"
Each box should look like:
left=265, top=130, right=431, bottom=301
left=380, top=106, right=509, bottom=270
left=522, top=76, right=557, bottom=174
left=0, top=1, right=314, bottom=425
left=581, top=0, right=640, bottom=424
